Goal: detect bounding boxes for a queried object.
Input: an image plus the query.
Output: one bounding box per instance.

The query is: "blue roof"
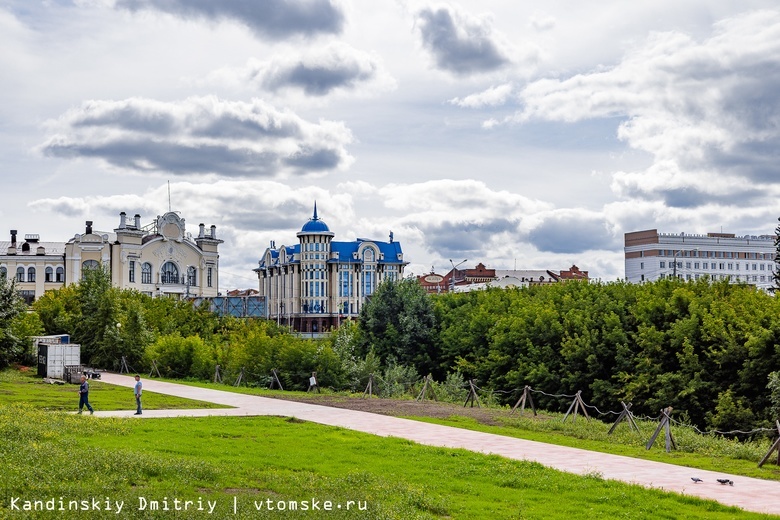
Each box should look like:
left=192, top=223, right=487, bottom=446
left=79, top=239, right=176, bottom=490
left=256, top=239, right=405, bottom=270
left=301, top=219, right=331, bottom=233
left=299, top=201, right=331, bottom=233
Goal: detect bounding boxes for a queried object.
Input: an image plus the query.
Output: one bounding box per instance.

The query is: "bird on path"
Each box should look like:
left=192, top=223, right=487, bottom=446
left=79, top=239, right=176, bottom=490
left=691, top=477, right=703, bottom=483
left=716, top=478, right=734, bottom=486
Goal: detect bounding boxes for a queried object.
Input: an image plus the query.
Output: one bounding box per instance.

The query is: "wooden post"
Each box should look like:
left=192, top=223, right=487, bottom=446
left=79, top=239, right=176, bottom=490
left=608, top=401, right=640, bottom=434
left=269, top=369, right=284, bottom=390
left=463, top=379, right=481, bottom=408
left=562, top=390, right=591, bottom=423
left=416, top=374, right=437, bottom=402
left=120, top=356, right=130, bottom=374
left=362, top=373, right=375, bottom=399
left=234, top=367, right=245, bottom=387
left=511, top=385, right=537, bottom=416
left=646, top=407, right=676, bottom=452
left=758, top=420, right=780, bottom=468
left=149, top=360, right=162, bottom=378
left=214, top=364, right=222, bottom=384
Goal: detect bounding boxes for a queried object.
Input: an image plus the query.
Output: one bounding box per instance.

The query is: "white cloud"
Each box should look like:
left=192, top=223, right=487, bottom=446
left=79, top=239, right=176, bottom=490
left=517, top=9, right=780, bottom=208
left=449, top=83, right=513, bottom=108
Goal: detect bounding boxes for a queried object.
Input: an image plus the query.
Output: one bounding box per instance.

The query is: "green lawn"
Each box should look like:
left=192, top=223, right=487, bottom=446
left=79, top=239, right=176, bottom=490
left=1, top=406, right=773, bottom=519
left=0, top=368, right=228, bottom=412
left=139, top=376, right=780, bottom=482
left=1, top=368, right=778, bottom=519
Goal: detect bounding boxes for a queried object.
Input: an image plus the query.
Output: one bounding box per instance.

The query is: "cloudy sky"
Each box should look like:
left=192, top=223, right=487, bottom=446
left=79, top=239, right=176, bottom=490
left=3, top=0, right=780, bottom=289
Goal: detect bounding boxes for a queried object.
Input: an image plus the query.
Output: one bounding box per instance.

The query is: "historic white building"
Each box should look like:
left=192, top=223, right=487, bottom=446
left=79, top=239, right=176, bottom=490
left=255, top=204, right=408, bottom=333
left=1, top=211, right=222, bottom=303
left=624, top=229, right=775, bottom=289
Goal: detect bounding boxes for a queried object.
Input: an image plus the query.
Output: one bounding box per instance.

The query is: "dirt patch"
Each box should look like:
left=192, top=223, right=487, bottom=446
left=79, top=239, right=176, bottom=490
left=264, top=393, right=510, bottom=426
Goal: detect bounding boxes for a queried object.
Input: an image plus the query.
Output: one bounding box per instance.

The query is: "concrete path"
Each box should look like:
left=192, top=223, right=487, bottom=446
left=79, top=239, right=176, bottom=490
left=97, top=373, right=780, bottom=516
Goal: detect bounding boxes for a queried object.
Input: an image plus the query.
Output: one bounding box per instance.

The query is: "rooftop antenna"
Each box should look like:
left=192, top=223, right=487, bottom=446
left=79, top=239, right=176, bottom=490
left=167, top=181, right=172, bottom=212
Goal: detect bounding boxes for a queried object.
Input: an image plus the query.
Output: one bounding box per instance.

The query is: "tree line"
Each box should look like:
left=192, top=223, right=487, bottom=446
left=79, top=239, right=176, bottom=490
left=1, top=268, right=779, bottom=432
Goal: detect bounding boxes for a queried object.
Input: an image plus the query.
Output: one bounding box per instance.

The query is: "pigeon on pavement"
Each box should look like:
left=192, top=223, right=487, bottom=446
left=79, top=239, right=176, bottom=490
left=691, top=477, right=703, bottom=483
left=716, top=478, right=734, bottom=486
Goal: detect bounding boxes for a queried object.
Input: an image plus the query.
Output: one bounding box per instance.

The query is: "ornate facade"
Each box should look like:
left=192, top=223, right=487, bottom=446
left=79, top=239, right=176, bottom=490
left=1, top=211, right=222, bottom=303
left=255, top=204, right=408, bottom=333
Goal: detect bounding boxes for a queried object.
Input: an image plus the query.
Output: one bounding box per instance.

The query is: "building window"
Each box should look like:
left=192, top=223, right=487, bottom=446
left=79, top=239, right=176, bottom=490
left=141, top=263, right=152, bottom=284
left=56, top=266, right=64, bottom=282
left=362, top=265, right=376, bottom=296
left=0, top=266, right=6, bottom=279
left=129, top=260, right=136, bottom=283
left=640, top=262, right=644, bottom=270
left=207, top=267, right=213, bottom=287
left=161, top=261, right=179, bottom=284
left=81, top=259, right=100, bottom=279
left=187, top=266, right=196, bottom=287
left=19, top=290, right=35, bottom=305
left=45, top=266, right=53, bottom=282
left=660, top=261, right=666, bottom=268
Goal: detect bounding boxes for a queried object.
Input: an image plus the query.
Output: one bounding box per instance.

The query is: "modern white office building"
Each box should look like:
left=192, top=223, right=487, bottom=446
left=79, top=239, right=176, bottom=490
left=1, top=211, right=223, bottom=303
left=255, top=204, right=408, bottom=333
left=624, top=229, right=775, bottom=289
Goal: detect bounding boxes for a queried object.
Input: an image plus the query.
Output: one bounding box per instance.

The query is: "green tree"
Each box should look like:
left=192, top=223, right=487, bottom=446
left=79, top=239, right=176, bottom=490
left=0, top=273, right=27, bottom=368
left=72, top=266, right=121, bottom=368
left=357, top=278, right=438, bottom=376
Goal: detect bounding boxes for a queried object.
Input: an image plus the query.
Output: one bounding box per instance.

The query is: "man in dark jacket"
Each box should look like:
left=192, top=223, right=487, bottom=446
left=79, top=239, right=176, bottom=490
left=78, top=375, right=94, bottom=415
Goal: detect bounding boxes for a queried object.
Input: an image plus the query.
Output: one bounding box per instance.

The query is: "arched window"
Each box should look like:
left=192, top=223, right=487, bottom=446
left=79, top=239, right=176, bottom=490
left=161, top=261, right=179, bottom=284
left=362, top=248, right=375, bottom=262
left=141, top=263, right=152, bottom=284
left=27, top=267, right=36, bottom=282
left=0, top=266, right=6, bottom=279
left=16, top=266, right=24, bottom=282
left=187, top=266, right=197, bottom=287
left=45, top=266, right=53, bottom=282
left=55, top=266, right=64, bottom=282
left=81, top=259, right=100, bottom=279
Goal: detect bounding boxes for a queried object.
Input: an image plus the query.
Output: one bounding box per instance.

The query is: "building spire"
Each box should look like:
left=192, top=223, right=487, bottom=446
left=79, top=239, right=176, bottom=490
left=313, top=201, right=319, bottom=220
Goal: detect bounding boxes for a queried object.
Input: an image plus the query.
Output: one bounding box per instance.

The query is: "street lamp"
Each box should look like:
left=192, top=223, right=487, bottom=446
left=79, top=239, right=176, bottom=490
left=449, top=259, right=467, bottom=292
left=672, top=249, right=698, bottom=279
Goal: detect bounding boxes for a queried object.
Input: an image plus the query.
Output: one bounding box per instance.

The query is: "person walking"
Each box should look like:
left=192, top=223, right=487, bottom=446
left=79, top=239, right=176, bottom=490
left=78, top=375, right=94, bottom=415
left=134, top=374, right=143, bottom=415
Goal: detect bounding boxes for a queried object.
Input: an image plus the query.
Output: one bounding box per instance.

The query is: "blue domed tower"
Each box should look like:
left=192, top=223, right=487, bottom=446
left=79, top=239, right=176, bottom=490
left=296, top=202, right=334, bottom=323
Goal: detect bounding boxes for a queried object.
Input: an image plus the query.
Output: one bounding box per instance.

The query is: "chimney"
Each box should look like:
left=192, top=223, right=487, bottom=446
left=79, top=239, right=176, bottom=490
left=199, top=223, right=205, bottom=238
left=119, top=212, right=126, bottom=229
left=134, top=214, right=141, bottom=228
left=85, top=221, right=93, bottom=234
left=210, top=225, right=216, bottom=239
left=10, top=230, right=17, bottom=246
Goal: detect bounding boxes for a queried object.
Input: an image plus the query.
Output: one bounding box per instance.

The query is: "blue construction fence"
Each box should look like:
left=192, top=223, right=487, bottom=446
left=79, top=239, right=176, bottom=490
left=190, top=296, right=266, bottom=318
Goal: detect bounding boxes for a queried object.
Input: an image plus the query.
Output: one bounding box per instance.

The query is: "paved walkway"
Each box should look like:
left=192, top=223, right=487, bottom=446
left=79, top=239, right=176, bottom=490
left=97, top=373, right=780, bottom=516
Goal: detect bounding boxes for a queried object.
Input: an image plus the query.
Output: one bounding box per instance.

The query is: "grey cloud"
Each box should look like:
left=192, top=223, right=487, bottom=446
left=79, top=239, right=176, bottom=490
left=263, top=62, right=375, bottom=96
left=661, top=186, right=765, bottom=208
left=528, top=215, right=616, bottom=254
left=420, top=218, right=518, bottom=256
left=415, top=6, right=510, bottom=76
left=116, top=0, right=344, bottom=39
left=40, top=97, right=353, bottom=177
left=46, top=140, right=278, bottom=177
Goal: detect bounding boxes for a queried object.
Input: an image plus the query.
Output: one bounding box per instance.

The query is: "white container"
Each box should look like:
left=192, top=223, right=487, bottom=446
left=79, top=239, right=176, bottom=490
left=37, top=344, right=81, bottom=379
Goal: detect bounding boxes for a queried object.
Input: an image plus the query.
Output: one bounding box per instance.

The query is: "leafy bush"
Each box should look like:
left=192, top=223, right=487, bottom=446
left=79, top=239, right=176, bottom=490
left=145, top=334, right=215, bottom=380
